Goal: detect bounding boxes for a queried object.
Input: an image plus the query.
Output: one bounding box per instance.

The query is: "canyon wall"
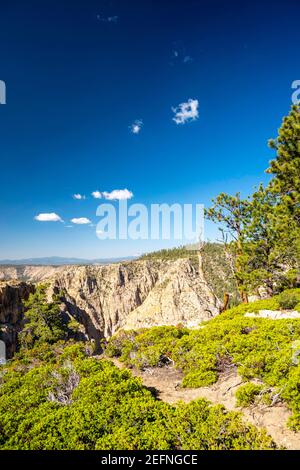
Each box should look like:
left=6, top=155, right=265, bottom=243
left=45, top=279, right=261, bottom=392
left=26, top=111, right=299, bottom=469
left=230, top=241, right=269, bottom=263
left=0, top=281, right=34, bottom=358
left=0, top=258, right=221, bottom=354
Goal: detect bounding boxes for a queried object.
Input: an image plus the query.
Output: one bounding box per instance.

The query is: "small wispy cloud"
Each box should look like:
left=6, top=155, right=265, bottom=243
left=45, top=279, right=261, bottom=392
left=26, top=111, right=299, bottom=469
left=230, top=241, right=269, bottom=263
left=107, top=16, right=118, bottom=23
left=170, top=42, right=193, bottom=66
left=91, top=190, right=102, bottom=199
left=183, top=55, right=193, bottom=64
left=102, top=189, right=133, bottom=200
left=34, top=213, right=63, bottom=222
left=73, top=193, right=86, bottom=200
left=172, top=98, right=199, bottom=125
left=130, top=120, right=143, bottom=134
left=71, top=217, right=91, bottom=225
left=97, top=14, right=118, bottom=23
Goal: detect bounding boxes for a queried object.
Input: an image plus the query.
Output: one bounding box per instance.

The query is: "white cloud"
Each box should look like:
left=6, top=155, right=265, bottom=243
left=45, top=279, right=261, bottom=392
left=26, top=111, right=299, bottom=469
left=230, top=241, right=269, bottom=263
left=130, top=120, right=143, bottom=134
left=73, top=193, right=86, bottom=200
left=107, top=16, right=118, bottom=23
left=97, top=14, right=118, bottom=23
left=172, top=98, right=199, bottom=124
left=71, top=217, right=91, bottom=225
left=102, top=189, right=133, bottom=201
left=170, top=42, right=193, bottom=65
left=34, top=213, right=63, bottom=222
left=91, top=189, right=134, bottom=201
left=91, top=190, right=102, bottom=199
left=183, top=55, right=193, bottom=64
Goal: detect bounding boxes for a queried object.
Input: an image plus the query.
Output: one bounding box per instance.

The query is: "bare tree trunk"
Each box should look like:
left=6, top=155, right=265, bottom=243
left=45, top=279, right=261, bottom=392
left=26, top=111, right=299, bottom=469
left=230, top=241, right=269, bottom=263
left=220, top=292, right=230, bottom=312
left=240, top=290, right=249, bottom=303
left=220, top=230, right=248, bottom=304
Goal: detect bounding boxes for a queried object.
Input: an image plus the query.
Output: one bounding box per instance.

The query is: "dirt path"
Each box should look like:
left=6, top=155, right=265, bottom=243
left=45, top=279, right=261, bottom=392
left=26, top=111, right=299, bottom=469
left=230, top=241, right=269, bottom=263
left=107, top=357, right=300, bottom=450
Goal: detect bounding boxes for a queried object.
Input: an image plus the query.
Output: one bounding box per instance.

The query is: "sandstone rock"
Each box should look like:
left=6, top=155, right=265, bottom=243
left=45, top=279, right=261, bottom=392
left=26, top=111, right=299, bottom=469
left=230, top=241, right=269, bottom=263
left=49, top=258, right=220, bottom=347
left=0, top=265, right=64, bottom=282
left=0, top=258, right=221, bottom=355
left=0, top=281, right=34, bottom=357
left=124, top=258, right=220, bottom=330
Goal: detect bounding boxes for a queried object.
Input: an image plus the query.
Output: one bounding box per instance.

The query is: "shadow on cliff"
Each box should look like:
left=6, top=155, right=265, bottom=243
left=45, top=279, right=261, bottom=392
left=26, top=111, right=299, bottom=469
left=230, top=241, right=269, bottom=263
left=61, top=298, right=105, bottom=353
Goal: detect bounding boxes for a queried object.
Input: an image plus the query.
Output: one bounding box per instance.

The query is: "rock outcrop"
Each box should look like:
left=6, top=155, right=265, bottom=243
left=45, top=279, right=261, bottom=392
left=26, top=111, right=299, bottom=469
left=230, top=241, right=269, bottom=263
left=0, top=281, right=34, bottom=358
left=123, top=258, right=220, bottom=330
left=0, top=258, right=221, bottom=354
left=49, top=258, right=220, bottom=347
left=0, top=265, right=64, bottom=282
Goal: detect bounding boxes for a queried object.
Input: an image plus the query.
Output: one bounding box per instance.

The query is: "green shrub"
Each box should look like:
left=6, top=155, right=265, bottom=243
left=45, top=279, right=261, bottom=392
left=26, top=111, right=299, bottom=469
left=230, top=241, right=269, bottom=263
left=236, top=383, right=264, bottom=407
left=19, top=285, right=78, bottom=350
left=173, top=400, right=275, bottom=450
left=107, top=326, right=189, bottom=369
left=277, top=290, right=300, bottom=310
left=106, top=289, right=300, bottom=430
left=280, top=366, right=300, bottom=431
left=182, top=370, right=217, bottom=388
left=213, top=297, right=280, bottom=320
left=0, top=342, right=276, bottom=450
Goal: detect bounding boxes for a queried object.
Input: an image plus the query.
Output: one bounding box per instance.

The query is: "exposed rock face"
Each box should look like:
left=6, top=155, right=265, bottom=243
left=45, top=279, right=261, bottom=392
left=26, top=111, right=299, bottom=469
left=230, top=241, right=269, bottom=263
left=124, top=258, right=220, bottom=330
left=48, top=258, right=220, bottom=347
left=0, top=258, right=221, bottom=354
left=0, top=281, right=34, bottom=358
left=0, top=265, right=64, bottom=282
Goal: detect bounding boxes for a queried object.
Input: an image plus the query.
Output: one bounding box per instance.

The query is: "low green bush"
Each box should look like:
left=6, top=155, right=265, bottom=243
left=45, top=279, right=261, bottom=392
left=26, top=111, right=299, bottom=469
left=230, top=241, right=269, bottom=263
left=107, top=326, right=189, bottom=369
left=106, top=289, right=300, bottom=430
left=277, top=290, right=300, bottom=310
left=19, top=285, right=78, bottom=350
left=0, top=342, right=275, bottom=450
left=236, top=383, right=264, bottom=407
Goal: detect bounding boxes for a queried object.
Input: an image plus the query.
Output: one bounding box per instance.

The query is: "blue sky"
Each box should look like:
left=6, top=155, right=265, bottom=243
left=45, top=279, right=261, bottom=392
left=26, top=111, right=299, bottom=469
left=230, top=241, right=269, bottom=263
left=0, top=0, right=300, bottom=259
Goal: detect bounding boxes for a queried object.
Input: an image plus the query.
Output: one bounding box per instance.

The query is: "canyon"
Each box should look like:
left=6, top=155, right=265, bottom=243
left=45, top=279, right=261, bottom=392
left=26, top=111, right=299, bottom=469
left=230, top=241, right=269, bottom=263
left=0, top=257, right=221, bottom=356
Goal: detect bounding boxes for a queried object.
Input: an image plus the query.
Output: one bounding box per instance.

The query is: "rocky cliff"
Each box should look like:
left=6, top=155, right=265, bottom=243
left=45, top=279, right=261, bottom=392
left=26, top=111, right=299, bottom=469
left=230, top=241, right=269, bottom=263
left=0, top=257, right=221, bottom=353
left=123, top=258, right=220, bottom=330
left=49, top=258, right=220, bottom=346
left=0, top=265, right=64, bottom=282
left=0, top=281, right=34, bottom=358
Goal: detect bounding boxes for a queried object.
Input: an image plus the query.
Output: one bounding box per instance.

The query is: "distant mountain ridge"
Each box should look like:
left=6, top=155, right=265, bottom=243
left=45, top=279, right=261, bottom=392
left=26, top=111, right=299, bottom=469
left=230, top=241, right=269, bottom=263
left=0, top=256, right=136, bottom=266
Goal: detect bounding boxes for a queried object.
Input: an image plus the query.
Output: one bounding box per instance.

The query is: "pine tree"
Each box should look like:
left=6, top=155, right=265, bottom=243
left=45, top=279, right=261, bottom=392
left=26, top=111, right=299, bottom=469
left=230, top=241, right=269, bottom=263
left=267, top=104, right=300, bottom=226
left=267, top=104, right=300, bottom=285
left=206, top=105, right=300, bottom=299
left=205, top=193, right=250, bottom=302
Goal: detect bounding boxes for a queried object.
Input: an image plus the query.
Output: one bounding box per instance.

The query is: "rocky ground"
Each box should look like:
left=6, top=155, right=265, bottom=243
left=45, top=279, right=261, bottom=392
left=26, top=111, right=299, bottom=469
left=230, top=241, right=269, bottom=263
left=108, top=357, right=300, bottom=450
